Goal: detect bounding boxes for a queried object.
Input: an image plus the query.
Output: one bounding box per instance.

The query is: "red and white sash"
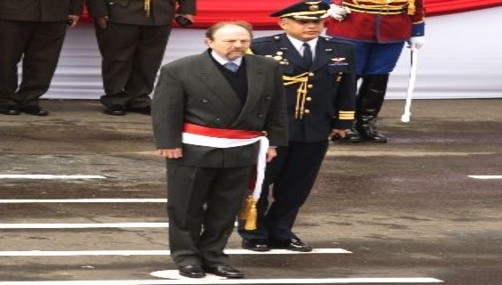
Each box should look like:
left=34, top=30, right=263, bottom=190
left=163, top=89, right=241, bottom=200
left=182, top=123, right=269, bottom=202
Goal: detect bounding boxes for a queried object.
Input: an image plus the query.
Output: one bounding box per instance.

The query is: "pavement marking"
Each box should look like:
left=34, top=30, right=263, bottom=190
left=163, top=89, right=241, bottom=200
left=0, top=198, right=166, bottom=204
left=468, top=175, right=502, bottom=179
left=0, top=248, right=352, bottom=256
left=152, top=271, right=443, bottom=283
left=0, top=277, right=444, bottom=284
left=0, top=223, right=169, bottom=229
left=0, top=174, right=107, bottom=180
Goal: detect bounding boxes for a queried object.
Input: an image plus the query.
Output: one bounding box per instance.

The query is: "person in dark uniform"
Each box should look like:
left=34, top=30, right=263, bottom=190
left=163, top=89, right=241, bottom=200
left=238, top=1, right=356, bottom=252
left=325, top=0, right=425, bottom=143
left=152, top=22, right=288, bottom=278
left=86, top=0, right=195, bottom=116
left=0, top=0, right=84, bottom=116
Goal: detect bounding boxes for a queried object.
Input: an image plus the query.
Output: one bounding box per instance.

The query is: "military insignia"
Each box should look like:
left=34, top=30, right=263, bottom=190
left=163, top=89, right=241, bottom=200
left=329, top=57, right=349, bottom=66
left=276, top=51, right=284, bottom=55
left=308, top=4, right=319, bottom=11
left=325, top=48, right=333, bottom=52
left=273, top=56, right=283, bottom=61
left=306, top=1, right=321, bottom=11
left=280, top=47, right=288, bottom=51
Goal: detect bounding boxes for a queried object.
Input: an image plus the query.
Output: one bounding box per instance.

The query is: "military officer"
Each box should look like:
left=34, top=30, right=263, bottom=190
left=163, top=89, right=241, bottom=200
left=238, top=0, right=356, bottom=252
left=86, top=0, right=196, bottom=115
left=0, top=0, right=84, bottom=116
left=325, top=0, right=425, bottom=142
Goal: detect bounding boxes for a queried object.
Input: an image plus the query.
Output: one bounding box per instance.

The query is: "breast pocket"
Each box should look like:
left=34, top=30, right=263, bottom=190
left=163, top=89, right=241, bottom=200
left=328, top=64, right=350, bottom=74
left=328, top=64, right=351, bottom=83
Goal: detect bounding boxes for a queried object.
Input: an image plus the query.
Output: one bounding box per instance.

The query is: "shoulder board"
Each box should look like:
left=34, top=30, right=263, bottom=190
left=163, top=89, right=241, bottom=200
left=321, top=36, right=354, bottom=47
left=253, top=34, right=283, bottom=44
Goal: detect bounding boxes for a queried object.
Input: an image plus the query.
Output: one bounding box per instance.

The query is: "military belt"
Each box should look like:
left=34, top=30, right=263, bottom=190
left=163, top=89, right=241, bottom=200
left=343, top=2, right=409, bottom=15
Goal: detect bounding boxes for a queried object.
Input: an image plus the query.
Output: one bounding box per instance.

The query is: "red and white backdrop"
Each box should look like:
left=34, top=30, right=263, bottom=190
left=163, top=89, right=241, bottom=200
left=49, top=1, right=502, bottom=100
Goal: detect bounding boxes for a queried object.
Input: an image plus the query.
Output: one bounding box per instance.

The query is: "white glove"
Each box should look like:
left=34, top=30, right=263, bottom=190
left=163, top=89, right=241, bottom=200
left=408, top=36, right=425, bottom=51
left=327, top=4, right=351, bottom=21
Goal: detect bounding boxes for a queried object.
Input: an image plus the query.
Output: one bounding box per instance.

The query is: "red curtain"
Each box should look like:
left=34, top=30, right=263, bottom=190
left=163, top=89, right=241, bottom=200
left=82, top=0, right=502, bottom=27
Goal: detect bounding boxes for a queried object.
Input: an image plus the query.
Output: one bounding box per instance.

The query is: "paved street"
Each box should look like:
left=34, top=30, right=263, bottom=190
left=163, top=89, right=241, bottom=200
left=0, top=99, right=501, bottom=284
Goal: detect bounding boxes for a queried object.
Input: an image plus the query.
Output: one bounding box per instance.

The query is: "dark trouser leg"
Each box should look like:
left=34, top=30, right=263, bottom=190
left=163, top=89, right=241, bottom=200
left=198, top=166, right=252, bottom=266
left=354, top=74, right=389, bottom=143
left=167, top=163, right=251, bottom=267
left=125, top=25, right=170, bottom=109
left=0, top=21, right=65, bottom=107
left=238, top=146, right=289, bottom=240
left=251, top=141, right=328, bottom=241
left=0, top=21, right=27, bottom=107
left=17, top=22, right=67, bottom=107
left=95, top=23, right=138, bottom=107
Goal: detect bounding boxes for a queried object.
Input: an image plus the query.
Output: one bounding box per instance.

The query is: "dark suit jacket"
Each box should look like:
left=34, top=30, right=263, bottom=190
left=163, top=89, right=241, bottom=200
left=0, top=0, right=84, bottom=21
left=152, top=50, right=288, bottom=168
left=86, top=0, right=195, bottom=26
left=251, top=34, right=356, bottom=143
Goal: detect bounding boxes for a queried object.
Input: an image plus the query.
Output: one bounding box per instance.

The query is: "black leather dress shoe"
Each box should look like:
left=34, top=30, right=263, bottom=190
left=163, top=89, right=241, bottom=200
left=242, top=239, right=271, bottom=252
left=206, top=265, right=244, bottom=278
left=20, top=106, right=48, bottom=116
left=127, top=105, right=151, bottom=115
left=0, top=106, right=20, bottom=115
left=331, top=129, right=363, bottom=143
left=178, top=265, right=205, bottom=278
left=270, top=237, right=313, bottom=252
left=103, top=105, right=126, bottom=116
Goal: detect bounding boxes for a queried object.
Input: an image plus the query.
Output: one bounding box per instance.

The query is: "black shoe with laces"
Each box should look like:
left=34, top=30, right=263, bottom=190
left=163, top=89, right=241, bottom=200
left=0, top=106, right=20, bottom=115
left=20, top=105, right=48, bottom=116
left=270, top=237, right=313, bottom=252
left=103, top=105, right=126, bottom=116
left=178, top=264, right=205, bottom=278
left=242, top=238, right=271, bottom=252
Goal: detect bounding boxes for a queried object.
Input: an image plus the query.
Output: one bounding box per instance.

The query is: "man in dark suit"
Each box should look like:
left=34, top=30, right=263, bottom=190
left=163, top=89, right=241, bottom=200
left=238, top=0, right=356, bottom=252
left=152, top=22, right=288, bottom=279
left=86, top=0, right=195, bottom=116
left=0, top=0, right=84, bottom=116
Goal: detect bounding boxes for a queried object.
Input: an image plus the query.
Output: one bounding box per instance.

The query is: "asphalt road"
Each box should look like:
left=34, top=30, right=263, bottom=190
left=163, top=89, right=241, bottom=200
left=0, top=99, right=501, bottom=284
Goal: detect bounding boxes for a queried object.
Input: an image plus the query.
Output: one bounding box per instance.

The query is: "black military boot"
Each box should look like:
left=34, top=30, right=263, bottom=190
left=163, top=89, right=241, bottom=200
left=354, top=74, right=389, bottom=143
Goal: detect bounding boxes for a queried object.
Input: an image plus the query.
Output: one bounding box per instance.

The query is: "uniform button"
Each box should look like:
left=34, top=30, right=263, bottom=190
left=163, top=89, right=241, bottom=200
left=306, top=97, right=312, bottom=101
left=215, top=118, right=221, bottom=122
left=202, top=99, right=209, bottom=103
left=307, top=84, right=313, bottom=89
left=304, top=109, right=310, bottom=114
left=308, top=72, right=314, bottom=77
left=258, top=114, right=263, bottom=118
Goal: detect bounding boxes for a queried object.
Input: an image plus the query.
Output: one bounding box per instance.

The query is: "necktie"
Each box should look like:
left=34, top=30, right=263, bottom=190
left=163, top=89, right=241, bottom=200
left=223, top=62, right=239, bottom=72
left=303, top=42, right=313, bottom=68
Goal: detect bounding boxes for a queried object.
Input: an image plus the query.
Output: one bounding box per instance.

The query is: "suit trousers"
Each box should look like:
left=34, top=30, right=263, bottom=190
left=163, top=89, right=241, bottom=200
left=94, top=22, right=171, bottom=108
left=0, top=20, right=67, bottom=107
left=167, top=163, right=253, bottom=267
left=239, top=140, right=329, bottom=241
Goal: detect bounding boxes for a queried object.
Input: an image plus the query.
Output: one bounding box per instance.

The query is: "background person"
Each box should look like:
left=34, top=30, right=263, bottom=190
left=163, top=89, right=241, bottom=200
left=0, top=0, right=84, bottom=116
left=238, top=0, right=356, bottom=252
left=86, top=0, right=195, bottom=115
left=325, top=0, right=425, bottom=143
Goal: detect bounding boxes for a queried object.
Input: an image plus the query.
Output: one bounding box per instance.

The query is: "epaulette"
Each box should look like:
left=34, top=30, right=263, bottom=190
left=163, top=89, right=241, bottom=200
left=253, top=34, right=283, bottom=44
left=322, top=35, right=354, bottom=48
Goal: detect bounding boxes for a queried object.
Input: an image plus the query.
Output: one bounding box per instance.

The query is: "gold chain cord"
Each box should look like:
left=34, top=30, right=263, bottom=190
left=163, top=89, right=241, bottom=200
left=283, top=72, right=310, bottom=119
left=345, top=0, right=416, bottom=15
left=144, top=0, right=151, bottom=17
